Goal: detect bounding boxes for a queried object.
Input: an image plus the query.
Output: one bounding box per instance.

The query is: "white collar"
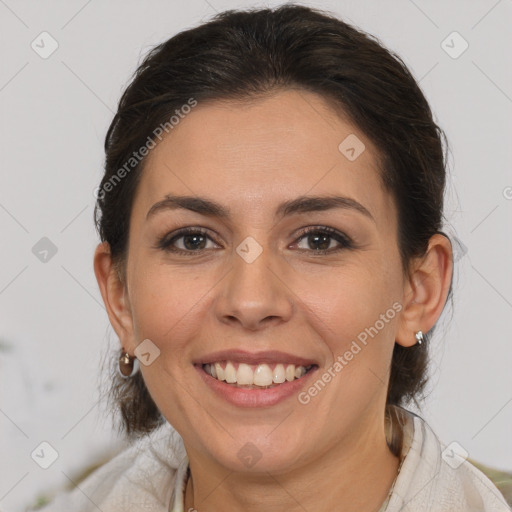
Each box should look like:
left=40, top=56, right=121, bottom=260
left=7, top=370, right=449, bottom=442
left=169, top=452, right=189, bottom=512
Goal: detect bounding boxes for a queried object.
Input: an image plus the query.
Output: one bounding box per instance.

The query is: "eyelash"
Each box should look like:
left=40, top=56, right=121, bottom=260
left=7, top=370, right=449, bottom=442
left=155, top=226, right=354, bottom=256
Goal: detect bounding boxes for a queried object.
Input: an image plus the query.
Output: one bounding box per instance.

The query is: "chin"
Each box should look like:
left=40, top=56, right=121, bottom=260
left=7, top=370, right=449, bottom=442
left=201, top=427, right=308, bottom=474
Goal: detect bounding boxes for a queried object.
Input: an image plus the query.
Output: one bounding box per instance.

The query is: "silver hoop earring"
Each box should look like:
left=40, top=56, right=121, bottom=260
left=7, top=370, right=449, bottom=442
left=415, top=330, right=424, bottom=345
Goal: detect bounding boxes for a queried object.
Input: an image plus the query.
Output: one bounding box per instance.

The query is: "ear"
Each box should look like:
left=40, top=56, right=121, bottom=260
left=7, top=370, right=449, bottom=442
left=395, top=233, right=453, bottom=348
left=93, top=242, right=136, bottom=354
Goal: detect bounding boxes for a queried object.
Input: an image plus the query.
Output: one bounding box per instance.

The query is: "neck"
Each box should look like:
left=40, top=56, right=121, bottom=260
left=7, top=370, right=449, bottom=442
left=183, top=415, right=400, bottom=512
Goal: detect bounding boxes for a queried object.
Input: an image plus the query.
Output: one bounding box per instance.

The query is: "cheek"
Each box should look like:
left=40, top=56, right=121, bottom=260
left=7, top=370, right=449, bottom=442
left=304, top=263, right=397, bottom=324
left=298, top=266, right=399, bottom=370
left=128, top=263, right=212, bottom=353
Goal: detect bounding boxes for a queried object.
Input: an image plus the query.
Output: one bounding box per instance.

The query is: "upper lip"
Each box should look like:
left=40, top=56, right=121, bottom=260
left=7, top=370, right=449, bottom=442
left=193, top=349, right=318, bottom=367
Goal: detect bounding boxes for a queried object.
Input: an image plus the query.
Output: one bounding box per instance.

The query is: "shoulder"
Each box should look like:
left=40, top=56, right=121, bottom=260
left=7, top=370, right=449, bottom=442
left=32, top=423, right=186, bottom=512
left=388, top=409, right=511, bottom=512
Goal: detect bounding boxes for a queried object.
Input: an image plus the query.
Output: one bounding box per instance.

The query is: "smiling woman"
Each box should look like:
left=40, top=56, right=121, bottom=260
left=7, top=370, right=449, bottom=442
left=35, top=4, right=510, bottom=512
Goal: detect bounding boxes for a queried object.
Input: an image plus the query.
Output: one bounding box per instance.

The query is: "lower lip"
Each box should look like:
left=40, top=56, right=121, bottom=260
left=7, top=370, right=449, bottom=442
left=195, top=365, right=318, bottom=408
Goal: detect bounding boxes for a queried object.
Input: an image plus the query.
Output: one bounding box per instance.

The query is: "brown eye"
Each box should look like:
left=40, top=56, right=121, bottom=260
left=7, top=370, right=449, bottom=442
left=178, top=233, right=208, bottom=251
left=293, top=227, right=353, bottom=254
left=155, top=225, right=352, bottom=256
left=156, top=228, right=219, bottom=254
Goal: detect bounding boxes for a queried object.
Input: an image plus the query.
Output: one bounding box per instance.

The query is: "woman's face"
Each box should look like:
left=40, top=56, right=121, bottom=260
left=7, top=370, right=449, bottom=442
left=121, top=89, right=406, bottom=472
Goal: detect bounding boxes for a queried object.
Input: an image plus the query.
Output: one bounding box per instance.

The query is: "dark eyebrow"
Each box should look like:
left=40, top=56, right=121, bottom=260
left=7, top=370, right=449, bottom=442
left=146, top=194, right=374, bottom=223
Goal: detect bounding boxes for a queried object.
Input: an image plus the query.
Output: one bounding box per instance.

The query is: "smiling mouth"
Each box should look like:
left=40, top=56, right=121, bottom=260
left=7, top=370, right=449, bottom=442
left=201, top=361, right=317, bottom=389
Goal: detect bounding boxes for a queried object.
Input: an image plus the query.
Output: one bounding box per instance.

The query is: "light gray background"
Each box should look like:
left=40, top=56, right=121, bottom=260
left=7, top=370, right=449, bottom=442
left=1, top=0, right=511, bottom=510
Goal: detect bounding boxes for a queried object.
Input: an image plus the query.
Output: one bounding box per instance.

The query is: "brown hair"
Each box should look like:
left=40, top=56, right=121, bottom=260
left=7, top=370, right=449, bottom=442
left=95, top=4, right=452, bottom=449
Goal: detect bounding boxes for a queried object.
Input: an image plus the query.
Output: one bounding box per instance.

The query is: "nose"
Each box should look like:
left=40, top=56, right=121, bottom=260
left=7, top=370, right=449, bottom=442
left=214, top=245, right=294, bottom=331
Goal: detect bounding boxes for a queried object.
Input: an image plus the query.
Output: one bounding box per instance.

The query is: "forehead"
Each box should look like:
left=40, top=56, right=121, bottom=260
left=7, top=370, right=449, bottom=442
left=133, top=89, right=394, bottom=225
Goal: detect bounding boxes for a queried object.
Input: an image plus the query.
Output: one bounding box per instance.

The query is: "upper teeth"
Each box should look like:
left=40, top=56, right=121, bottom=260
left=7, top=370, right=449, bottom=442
left=203, top=361, right=311, bottom=387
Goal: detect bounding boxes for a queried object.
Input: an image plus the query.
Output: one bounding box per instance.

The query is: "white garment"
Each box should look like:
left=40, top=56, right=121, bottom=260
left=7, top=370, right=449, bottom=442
left=34, top=409, right=511, bottom=511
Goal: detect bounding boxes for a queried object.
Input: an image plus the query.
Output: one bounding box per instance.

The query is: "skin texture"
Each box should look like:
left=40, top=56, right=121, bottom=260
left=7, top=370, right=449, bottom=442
left=94, top=89, right=453, bottom=511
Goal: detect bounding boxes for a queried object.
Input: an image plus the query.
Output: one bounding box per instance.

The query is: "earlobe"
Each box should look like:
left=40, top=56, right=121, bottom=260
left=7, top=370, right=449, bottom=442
left=93, top=242, right=136, bottom=353
left=395, top=234, right=453, bottom=348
